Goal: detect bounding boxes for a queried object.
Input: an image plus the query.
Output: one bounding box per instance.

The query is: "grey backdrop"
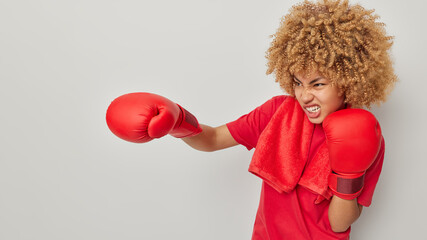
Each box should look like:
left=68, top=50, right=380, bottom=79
left=1, top=0, right=426, bottom=239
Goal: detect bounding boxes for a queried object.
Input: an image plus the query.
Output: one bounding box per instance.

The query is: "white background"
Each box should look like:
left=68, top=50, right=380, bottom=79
left=1, top=0, right=425, bottom=239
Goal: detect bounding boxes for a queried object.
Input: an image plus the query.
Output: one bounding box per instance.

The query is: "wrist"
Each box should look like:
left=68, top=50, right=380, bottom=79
left=170, top=104, right=202, bottom=138
left=328, top=171, right=365, bottom=200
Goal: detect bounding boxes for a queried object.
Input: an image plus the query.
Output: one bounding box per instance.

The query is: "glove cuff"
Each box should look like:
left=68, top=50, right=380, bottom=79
left=328, top=172, right=365, bottom=200
left=170, top=104, right=202, bottom=138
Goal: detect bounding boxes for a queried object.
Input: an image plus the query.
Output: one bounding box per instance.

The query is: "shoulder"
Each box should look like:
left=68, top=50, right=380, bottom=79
left=270, top=95, right=292, bottom=105
left=259, top=95, right=294, bottom=114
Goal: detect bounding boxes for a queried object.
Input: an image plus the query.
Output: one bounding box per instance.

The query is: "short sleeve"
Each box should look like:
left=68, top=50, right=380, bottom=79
left=226, top=95, right=287, bottom=151
left=357, top=137, right=385, bottom=207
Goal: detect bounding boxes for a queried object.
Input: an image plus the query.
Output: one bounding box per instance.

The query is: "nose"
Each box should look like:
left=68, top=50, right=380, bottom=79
left=300, top=87, right=314, bottom=103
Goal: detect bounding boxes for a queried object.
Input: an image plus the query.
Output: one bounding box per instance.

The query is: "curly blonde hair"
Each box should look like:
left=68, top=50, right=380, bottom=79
left=266, top=0, right=397, bottom=108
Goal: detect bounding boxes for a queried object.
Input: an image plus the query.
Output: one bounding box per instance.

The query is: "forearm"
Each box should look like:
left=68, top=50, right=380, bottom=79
left=181, top=124, right=217, bottom=152
left=328, top=195, right=363, bottom=232
left=181, top=124, right=238, bottom=152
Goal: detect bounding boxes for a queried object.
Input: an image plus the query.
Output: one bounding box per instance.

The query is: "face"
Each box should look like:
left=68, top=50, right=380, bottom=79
left=293, top=71, right=345, bottom=124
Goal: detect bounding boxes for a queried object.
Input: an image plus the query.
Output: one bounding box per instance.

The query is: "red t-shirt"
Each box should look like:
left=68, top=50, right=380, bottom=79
left=226, top=95, right=385, bottom=240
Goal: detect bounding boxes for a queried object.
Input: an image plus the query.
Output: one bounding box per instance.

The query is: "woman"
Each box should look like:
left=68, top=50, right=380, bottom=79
left=106, top=0, right=397, bottom=239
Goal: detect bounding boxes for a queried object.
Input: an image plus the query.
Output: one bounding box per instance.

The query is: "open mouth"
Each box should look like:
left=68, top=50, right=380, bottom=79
left=304, top=105, right=321, bottom=119
left=305, top=106, right=320, bottom=113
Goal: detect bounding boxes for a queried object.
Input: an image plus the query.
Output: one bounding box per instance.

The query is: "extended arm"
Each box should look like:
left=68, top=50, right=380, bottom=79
left=182, top=124, right=239, bottom=152
left=106, top=92, right=238, bottom=152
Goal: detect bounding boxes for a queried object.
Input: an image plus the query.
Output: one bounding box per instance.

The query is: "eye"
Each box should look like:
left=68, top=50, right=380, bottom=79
left=293, top=81, right=302, bottom=87
left=314, top=83, right=325, bottom=87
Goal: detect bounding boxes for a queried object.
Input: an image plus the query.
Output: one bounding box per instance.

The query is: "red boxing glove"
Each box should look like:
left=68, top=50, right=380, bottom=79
left=106, top=92, right=202, bottom=143
left=323, top=109, right=382, bottom=200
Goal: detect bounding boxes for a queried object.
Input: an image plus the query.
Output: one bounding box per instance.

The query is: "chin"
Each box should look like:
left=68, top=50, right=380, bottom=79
left=307, top=117, right=324, bottom=124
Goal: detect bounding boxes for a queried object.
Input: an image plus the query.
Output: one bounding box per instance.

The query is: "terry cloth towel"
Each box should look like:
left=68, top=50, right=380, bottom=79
left=248, top=97, right=333, bottom=203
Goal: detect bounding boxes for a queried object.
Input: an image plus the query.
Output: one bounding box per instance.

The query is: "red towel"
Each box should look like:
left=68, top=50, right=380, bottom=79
left=248, top=97, right=333, bottom=203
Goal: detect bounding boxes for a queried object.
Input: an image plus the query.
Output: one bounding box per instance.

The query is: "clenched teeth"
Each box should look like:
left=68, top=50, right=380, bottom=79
left=306, top=106, right=320, bottom=113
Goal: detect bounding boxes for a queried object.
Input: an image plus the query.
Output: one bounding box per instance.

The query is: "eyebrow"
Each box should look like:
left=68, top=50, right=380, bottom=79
left=293, top=76, right=323, bottom=84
